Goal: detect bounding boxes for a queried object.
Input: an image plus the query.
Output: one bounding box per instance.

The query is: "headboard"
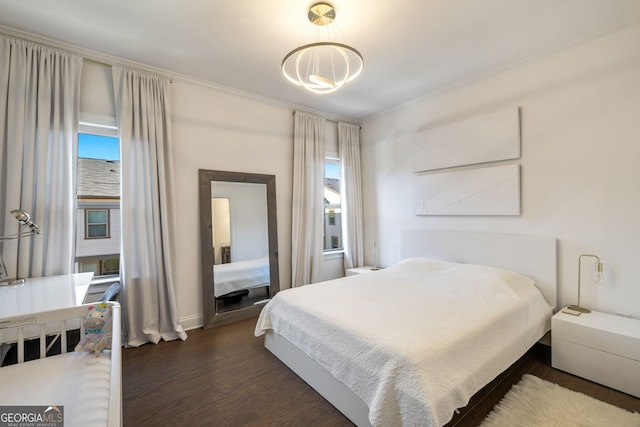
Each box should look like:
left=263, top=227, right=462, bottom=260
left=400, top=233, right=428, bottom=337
left=401, top=230, right=557, bottom=310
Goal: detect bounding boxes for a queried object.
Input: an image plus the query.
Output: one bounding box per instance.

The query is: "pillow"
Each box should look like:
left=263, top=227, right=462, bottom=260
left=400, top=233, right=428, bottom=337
left=388, top=257, right=536, bottom=293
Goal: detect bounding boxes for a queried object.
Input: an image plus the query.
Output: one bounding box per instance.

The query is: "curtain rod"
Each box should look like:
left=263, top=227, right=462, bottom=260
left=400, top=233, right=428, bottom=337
left=292, top=111, right=360, bottom=128
left=84, top=57, right=173, bottom=84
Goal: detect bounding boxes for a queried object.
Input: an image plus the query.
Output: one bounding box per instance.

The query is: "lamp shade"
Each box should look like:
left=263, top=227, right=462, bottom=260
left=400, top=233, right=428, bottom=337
left=10, top=209, right=40, bottom=233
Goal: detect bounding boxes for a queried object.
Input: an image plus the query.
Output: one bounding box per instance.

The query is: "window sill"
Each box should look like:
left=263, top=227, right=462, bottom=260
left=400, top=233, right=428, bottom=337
left=323, top=250, right=344, bottom=260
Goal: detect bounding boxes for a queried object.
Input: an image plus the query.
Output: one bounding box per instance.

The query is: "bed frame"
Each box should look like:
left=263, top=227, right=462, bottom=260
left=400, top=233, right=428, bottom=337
left=264, top=230, right=557, bottom=426
left=0, top=302, right=122, bottom=426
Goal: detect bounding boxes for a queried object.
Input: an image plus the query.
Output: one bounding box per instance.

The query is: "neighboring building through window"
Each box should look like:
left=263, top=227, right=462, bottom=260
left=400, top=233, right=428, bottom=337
left=324, top=157, right=342, bottom=251
left=76, top=117, right=121, bottom=277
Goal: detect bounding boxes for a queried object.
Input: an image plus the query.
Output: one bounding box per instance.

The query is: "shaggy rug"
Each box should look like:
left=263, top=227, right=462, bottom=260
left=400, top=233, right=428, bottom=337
left=480, top=374, right=640, bottom=427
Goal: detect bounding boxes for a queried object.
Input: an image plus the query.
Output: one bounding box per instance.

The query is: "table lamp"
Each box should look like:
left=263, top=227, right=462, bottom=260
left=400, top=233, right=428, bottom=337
left=567, top=254, right=604, bottom=314
left=0, top=209, right=41, bottom=286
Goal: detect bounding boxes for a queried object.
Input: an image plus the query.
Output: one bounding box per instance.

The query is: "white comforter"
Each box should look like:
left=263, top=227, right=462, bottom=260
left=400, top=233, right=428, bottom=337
left=255, top=258, right=552, bottom=427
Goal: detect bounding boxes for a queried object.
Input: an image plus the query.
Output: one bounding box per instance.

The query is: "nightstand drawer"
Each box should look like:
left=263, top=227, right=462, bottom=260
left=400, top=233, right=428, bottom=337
left=553, top=338, right=640, bottom=397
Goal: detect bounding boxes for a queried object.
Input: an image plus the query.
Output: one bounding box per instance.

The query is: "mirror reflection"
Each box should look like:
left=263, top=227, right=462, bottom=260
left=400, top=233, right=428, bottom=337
left=211, top=197, right=231, bottom=265
left=211, top=182, right=270, bottom=313
left=199, top=169, right=279, bottom=328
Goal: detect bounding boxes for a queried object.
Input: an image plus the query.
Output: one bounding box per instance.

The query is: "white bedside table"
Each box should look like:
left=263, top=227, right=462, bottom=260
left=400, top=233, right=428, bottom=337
left=346, top=266, right=381, bottom=276
left=552, top=308, right=640, bottom=398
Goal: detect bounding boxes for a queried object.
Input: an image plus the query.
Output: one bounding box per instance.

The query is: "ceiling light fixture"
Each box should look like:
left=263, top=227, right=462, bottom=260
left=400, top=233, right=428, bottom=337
left=282, top=3, right=363, bottom=94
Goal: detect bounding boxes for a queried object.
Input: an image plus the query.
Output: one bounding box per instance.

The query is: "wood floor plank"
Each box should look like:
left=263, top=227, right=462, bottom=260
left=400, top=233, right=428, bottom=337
left=122, top=318, right=640, bottom=426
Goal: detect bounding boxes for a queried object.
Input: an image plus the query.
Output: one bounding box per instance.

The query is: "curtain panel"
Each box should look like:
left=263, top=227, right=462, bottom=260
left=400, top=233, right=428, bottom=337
left=112, top=66, right=187, bottom=347
left=291, top=111, right=325, bottom=286
left=338, top=122, right=364, bottom=269
left=0, top=35, right=82, bottom=279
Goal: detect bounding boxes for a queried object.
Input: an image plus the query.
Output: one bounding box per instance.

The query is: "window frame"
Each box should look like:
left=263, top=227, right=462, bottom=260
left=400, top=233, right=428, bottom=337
left=323, top=156, right=343, bottom=253
left=85, top=208, right=111, bottom=239
left=75, top=114, right=122, bottom=277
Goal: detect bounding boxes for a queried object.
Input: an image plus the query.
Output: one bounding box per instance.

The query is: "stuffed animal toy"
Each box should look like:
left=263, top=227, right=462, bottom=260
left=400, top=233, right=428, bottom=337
left=74, top=303, right=112, bottom=357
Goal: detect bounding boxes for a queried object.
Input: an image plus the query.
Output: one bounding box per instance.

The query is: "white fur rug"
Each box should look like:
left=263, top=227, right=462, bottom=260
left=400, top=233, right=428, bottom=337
left=480, top=374, right=640, bottom=427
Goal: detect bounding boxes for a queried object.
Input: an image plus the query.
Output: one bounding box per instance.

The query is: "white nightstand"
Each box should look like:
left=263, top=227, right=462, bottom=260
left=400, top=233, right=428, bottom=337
left=552, top=308, right=640, bottom=398
left=346, top=266, right=381, bottom=276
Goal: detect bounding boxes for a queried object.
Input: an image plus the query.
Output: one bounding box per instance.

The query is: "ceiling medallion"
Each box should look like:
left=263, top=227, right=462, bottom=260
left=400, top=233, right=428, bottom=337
left=282, top=3, right=363, bottom=94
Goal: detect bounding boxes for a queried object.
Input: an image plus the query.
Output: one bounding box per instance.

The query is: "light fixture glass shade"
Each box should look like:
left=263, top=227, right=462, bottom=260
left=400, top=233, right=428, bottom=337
left=594, top=260, right=604, bottom=284
left=282, top=42, right=363, bottom=94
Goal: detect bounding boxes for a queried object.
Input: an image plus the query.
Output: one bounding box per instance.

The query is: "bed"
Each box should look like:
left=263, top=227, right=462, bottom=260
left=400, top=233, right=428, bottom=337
left=214, top=256, right=270, bottom=297
left=255, top=230, right=556, bottom=427
left=0, top=302, right=122, bottom=426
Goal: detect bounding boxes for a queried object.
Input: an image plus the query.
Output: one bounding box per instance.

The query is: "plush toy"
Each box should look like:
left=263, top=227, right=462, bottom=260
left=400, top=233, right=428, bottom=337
left=75, top=303, right=112, bottom=357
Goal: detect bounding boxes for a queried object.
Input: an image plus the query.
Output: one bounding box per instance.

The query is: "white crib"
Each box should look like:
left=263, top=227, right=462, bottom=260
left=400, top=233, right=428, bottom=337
left=0, top=302, right=122, bottom=426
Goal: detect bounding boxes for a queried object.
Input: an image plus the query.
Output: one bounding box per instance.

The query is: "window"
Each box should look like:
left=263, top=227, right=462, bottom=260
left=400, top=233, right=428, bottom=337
left=324, top=157, right=342, bottom=251
left=85, top=208, right=110, bottom=238
left=75, top=116, right=121, bottom=277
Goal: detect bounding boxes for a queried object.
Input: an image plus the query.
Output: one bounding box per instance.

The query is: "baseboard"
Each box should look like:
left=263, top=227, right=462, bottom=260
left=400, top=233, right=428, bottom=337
left=180, top=314, right=203, bottom=331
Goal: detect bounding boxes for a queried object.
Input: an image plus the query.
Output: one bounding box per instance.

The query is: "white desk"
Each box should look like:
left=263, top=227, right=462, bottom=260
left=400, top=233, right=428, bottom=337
left=0, top=273, right=93, bottom=346
left=0, top=272, right=93, bottom=319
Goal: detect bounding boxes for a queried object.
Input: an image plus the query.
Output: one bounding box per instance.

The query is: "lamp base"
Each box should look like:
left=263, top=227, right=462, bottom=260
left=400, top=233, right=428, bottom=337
left=566, top=305, right=591, bottom=314
left=0, top=277, right=26, bottom=287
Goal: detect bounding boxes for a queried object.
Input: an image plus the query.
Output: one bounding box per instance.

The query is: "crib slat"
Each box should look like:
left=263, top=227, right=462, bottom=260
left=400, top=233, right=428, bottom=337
left=17, top=327, right=24, bottom=363
left=60, top=320, right=67, bottom=354
left=39, top=324, right=46, bottom=359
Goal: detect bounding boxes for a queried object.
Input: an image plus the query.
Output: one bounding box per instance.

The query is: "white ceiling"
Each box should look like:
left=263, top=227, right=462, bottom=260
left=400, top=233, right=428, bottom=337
left=1, top=0, right=638, bottom=121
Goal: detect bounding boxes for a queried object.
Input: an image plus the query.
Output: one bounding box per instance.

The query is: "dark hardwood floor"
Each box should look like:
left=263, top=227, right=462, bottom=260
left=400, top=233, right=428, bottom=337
left=123, top=318, right=640, bottom=427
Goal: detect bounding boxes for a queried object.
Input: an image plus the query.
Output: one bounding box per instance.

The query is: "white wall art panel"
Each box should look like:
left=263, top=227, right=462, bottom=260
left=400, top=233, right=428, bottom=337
left=412, top=164, right=520, bottom=215
left=413, top=107, right=520, bottom=172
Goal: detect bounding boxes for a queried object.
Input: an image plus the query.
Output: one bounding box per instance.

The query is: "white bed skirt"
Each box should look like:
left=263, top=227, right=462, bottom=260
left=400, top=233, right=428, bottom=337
left=265, top=331, right=372, bottom=427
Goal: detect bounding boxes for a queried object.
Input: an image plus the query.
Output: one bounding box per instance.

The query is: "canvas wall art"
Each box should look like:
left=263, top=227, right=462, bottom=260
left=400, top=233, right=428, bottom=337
left=413, top=107, right=520, bottom=172
left=412, top=164, right=520, bottom=215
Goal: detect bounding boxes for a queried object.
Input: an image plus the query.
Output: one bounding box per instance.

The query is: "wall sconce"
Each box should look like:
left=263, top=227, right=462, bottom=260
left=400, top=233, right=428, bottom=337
left=0, top=209, right=41, bottom=286
left=567, top=254, right=604, bottom=314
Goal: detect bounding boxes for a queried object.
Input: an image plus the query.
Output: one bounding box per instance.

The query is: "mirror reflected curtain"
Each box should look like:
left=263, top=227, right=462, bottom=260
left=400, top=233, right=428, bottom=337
left=199, top=169, right=279, bottom=328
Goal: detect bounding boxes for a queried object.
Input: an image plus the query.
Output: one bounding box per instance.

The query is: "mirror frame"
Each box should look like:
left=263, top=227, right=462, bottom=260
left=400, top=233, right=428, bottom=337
left=199, top=169, right=279, bottom=328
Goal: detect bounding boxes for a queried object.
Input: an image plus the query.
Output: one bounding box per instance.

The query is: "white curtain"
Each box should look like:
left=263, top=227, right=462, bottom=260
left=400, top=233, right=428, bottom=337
left=112, top=66, right=187, bottom=347
left=0, top=35, right=82, bottom=279
left=338, top=122, right=364, bottom=269
left=291, top=111, right=325, bottom=286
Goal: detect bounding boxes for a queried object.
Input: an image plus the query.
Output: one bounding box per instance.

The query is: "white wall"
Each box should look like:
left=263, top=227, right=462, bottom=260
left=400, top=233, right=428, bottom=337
left=360, top=24, right=640, bottom=318
left=211, top=181, right=268, bottom=262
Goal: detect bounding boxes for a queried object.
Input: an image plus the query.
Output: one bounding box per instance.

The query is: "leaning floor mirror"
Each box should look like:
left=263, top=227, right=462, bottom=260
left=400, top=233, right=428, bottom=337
left=199, top=169, right=279, bottom=328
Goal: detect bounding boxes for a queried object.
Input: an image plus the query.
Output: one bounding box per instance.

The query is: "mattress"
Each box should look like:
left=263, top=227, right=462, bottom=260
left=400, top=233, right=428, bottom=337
left=255, top=258, right=552, bottom=426
left=0, top=351, right=113, bottom=425
left=214, top=256, right=270, bottom=297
